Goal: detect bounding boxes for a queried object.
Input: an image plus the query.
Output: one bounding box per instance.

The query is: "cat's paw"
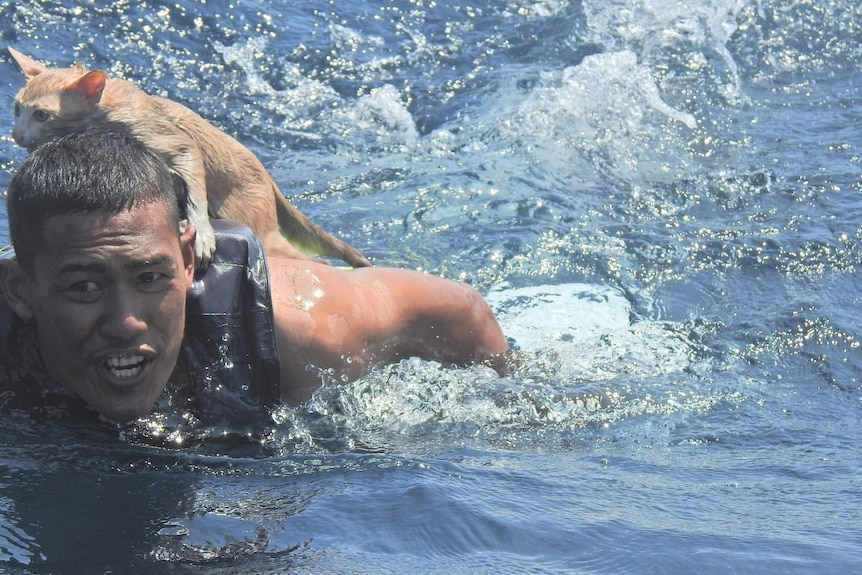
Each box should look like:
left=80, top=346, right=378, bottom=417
left=193, top=219, right=217, bottom=270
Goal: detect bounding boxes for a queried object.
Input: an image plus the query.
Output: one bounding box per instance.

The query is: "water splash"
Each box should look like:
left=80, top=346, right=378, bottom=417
left=582, top=0, right=748, bottom=103
left=262, top=283, right=734, bottom=455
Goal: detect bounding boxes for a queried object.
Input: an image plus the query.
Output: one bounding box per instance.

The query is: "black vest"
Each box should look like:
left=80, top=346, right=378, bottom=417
left=183, top=220, right=281, bottom=418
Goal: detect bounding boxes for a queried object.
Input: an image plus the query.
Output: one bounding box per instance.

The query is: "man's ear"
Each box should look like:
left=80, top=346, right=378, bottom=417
left=179, top=223, right=197, bottom=284
left=0, top=259, right=34, bottom=321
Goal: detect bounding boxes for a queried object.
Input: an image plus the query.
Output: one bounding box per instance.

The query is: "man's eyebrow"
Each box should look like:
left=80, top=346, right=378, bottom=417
left=57, top=255, right=175, bottom=274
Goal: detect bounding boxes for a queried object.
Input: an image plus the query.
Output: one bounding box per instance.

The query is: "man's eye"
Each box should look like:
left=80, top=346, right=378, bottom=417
left=33, top=110, right=51, bottom=122
left=69, top=280, right=99, bottom=293
left=63, top=281, right=101, bottom=302
left=137, top=271, right=171, bottom=289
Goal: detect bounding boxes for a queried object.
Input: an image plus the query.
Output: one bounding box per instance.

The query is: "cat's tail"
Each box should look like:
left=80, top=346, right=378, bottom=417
left=271, top=183, right=372, bottom=268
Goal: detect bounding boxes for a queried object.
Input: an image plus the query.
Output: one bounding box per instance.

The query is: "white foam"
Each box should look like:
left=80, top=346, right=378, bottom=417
left=329, top=84, right=419, bottom=151
left=512, top=50, right=695, bottom=141
left=487, top=282, right=694, bottom=380
left=582, top=0, right=747, bottom=101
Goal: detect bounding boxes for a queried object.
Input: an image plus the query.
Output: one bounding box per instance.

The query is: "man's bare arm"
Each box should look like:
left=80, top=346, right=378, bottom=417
left=267, top=259, right=509, bottom=404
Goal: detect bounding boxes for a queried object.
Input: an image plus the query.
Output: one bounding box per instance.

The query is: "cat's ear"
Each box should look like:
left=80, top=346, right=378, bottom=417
left=8, top=47, right=47, bottom=80
left=67, top=70, right=107, bottom=105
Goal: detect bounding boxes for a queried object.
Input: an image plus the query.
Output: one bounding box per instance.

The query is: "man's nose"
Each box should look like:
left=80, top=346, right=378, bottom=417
left=99, top=288, right=148, bottom=340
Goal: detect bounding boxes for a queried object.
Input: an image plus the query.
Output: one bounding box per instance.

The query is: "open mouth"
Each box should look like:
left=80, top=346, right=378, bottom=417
left=104, top=355, right=148, bottom=380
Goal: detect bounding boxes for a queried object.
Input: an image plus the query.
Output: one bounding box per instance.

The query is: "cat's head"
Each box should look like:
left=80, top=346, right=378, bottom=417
left=9, top=48, right=108, bottom=152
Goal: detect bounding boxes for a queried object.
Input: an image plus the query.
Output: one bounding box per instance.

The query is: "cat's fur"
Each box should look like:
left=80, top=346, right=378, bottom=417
left=9, top=47, right=371, bottom=269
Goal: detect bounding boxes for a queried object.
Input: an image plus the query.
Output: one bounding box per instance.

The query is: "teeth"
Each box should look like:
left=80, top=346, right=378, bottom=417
left=107, top=356, right=145, bottom=368
left=105, top=356, right=146, bottom=379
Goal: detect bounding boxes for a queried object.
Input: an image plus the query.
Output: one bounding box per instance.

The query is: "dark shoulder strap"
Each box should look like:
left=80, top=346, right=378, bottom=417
left=183, top=221, right=281, bottom=420
left=0, top=247, right=17, bottom=360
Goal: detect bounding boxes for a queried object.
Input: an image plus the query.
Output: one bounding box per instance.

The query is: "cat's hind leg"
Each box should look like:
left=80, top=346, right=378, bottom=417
left=185, top=190, right=217, bottom=268
left=260, top=231, right=332, bottom=265
left=148, top=135, right=216, bottom=269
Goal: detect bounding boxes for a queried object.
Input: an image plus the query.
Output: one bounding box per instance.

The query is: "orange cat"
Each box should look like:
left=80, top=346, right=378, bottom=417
left=9, top=47, right=371, bottom=269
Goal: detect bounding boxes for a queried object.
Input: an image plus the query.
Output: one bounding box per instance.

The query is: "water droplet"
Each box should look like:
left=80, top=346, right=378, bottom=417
left=157, top=523, right=189, bottom=538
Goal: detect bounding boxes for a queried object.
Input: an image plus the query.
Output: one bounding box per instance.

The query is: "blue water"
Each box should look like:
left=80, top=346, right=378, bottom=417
left=2, top=0, right=862, bottom=572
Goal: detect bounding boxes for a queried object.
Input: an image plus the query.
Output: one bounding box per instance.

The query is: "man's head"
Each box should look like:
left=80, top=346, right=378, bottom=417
left=7, top=126, right=188, bottom=272
left=0, top=127, right=196, bottom=422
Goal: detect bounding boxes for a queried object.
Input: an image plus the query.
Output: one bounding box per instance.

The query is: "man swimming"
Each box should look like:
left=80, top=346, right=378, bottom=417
left=0, top=127, right=509, bottom=424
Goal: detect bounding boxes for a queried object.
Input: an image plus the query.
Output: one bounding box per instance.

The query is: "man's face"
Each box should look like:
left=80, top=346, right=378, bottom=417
left=9, top=201, right=195, bottom=422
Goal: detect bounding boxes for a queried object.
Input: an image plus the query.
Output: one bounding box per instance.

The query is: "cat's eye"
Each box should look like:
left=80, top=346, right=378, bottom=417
left=34, top=110, right=51, bottom=123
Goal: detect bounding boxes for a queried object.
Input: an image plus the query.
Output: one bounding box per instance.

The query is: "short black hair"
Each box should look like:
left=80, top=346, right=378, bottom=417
left=6, top=126, right=188, bottom=271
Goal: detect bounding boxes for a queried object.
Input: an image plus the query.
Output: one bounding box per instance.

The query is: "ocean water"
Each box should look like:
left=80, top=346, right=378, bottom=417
left=1, top=0, right=862, bottom=572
